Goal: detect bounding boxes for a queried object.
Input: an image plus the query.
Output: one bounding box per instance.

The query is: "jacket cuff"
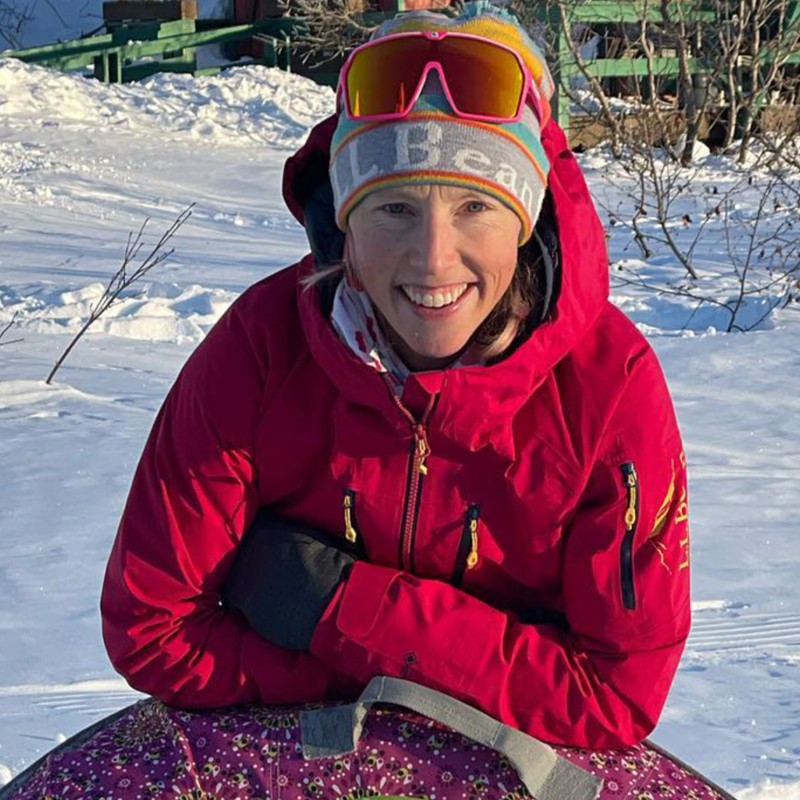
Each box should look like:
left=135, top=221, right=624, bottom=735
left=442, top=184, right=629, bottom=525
left=309, top=561, right=399, bottom=677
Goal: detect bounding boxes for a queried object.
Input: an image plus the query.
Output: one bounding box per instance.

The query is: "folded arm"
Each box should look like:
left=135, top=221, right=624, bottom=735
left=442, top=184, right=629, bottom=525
left=307, top=350, right=691, bottom=748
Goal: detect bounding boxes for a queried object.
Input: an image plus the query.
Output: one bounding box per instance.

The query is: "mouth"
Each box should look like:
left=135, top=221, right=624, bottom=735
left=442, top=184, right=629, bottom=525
left=399, top=283, right=471, bottom=309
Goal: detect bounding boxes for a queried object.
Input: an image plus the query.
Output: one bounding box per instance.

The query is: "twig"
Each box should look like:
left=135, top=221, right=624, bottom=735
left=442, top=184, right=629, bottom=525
left=0, top=312, right=22, bottom=347
left=45, top=205, right=194, bottom=385
left=0, top=0, right=36, bottom=49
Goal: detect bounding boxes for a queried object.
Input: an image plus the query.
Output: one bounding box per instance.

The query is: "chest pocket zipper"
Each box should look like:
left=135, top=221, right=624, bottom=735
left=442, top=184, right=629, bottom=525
left=620, top=463, right=639, bottom=610
left=452, top=505, right=481, bottom=587
left=342, top=489, right=366, bottom=558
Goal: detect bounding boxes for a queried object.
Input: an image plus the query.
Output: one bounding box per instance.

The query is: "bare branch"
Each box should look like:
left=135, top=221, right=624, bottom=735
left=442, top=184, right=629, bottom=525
left=45, top=205, right=194, bottom=385
left=0, top=311, right=23, bottom=347
left=277, top=0, right=383, bottom=65
left=0, top=0, right=35, bottom=49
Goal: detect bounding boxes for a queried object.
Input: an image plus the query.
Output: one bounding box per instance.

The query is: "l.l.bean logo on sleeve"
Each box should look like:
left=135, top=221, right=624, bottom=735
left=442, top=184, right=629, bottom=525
left=649, top=451, right=690, bottom=574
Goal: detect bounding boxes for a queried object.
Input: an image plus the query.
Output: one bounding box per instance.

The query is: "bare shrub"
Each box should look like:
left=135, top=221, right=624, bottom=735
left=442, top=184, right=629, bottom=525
left=276, top=0, right=380, bottom=67
left=608, top=164, right=800, bottom=332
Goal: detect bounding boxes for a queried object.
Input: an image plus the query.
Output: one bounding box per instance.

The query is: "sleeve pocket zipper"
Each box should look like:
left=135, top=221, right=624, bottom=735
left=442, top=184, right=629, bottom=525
left=452, top=505, right=480, bottom=587
left=620, top=462, right=639, bottom=610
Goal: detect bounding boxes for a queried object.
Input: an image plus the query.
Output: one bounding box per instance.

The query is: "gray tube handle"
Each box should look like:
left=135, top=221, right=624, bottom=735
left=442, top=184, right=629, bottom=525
left=300, top=676, right=602, bottom=800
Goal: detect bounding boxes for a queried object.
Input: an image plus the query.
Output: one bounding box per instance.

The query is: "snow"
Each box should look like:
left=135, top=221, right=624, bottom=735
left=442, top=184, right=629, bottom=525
left=739, top=784, right=800, bottom=800
left=0, top=54, right=799, bottom=800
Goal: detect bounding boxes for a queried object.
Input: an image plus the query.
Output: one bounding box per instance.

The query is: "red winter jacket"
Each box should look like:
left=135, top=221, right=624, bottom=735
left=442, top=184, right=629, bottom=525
left=101, top=116, right=691, bottom=749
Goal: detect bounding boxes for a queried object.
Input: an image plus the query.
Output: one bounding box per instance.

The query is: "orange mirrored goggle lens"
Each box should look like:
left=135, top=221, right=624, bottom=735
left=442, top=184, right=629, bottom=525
left=345, top=35, right=526, bottom=121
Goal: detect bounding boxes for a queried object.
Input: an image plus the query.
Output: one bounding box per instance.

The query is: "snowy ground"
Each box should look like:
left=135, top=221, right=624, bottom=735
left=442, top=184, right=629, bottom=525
left=1, top=57, right=799, bottom=799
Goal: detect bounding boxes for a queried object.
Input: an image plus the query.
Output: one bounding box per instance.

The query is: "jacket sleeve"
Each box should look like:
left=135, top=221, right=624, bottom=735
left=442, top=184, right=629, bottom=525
left=100, top=287, right=341, bottom=708
left=309, top=349, right=692, bottom=749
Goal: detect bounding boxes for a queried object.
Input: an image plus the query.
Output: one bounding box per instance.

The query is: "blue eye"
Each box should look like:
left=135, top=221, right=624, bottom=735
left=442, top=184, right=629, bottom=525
left=465, top=201, right=488, bottom=212
left=383, top=203, right=408, bottom=215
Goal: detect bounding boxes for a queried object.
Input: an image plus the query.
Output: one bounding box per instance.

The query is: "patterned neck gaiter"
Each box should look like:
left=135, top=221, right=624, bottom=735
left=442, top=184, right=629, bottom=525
left=330, top=278, right=482, bottom=391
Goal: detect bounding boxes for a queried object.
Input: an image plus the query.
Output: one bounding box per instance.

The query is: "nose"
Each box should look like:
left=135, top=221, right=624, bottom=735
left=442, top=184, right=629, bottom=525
left=410, top=207, right=458, bottom=279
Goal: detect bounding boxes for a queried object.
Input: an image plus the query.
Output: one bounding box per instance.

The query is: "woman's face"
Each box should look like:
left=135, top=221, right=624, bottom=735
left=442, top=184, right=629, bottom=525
left=347, top=184, right=521, bottom=371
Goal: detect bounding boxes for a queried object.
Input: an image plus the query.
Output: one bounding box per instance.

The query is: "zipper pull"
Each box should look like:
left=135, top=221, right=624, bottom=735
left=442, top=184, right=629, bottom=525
left=415, top=426, right=430, bottom=476
left=623, top=463, right=639, bottom=531
left=467, top=515, right=479, bottom=569
left=343, top=490, right=358, bottom=543
left=452, top=505, right=481, bottom=586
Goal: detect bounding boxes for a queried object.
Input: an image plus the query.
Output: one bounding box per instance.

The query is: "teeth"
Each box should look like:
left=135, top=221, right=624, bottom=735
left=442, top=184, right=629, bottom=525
left=402, top=284, right=468, bottom=308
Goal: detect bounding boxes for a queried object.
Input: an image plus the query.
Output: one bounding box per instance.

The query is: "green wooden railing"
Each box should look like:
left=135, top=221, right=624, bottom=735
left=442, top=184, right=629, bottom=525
left=1, top=17, right=300, bottom=84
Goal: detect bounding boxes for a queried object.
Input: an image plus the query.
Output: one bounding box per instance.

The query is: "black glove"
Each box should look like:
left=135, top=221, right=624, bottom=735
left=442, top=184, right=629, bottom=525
left=221, top=509, right=355, bottom=651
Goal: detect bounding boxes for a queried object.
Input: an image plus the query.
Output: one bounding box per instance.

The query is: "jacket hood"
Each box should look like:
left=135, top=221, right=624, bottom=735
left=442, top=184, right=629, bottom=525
left=282, top=115, right=610, bottom=455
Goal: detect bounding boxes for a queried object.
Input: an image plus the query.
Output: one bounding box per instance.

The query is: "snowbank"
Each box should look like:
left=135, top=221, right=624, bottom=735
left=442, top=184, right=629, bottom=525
left=0, top=59, right=335, bottom=150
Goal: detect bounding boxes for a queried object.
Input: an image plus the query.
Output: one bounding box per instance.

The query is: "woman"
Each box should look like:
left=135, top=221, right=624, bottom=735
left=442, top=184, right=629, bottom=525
left=102, top=0, right=690, bottom=759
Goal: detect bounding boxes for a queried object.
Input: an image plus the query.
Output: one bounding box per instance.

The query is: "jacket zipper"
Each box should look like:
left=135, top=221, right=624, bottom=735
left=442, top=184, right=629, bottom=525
left=452, top=505, right=481, bottom=587
left=398, top=421, right=431, bottom=572
left=620, top=462, right=639, bottom=610
left=386, top=378, right=435, bottom=573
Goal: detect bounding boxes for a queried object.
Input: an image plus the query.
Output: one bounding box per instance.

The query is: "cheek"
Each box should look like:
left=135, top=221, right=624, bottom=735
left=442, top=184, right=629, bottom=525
left=357, top=236, right=392, bottom=270
left=349, top=231, right=404, bottom=294
left=482, top=243, right=520, bottom=298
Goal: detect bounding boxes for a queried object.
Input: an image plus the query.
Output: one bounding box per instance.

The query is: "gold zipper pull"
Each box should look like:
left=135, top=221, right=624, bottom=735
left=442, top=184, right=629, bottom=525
left=623, top=464, right=638, bottom=531
left=343, top=491, right=358, bottom=543
left=415, top=428, right=430, bottom=476
left=467, top=516, right=479, bottom=569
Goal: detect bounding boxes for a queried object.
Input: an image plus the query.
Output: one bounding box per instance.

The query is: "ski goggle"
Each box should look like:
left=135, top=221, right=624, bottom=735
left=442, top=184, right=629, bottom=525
left=338, top=30, right=544, bottom=125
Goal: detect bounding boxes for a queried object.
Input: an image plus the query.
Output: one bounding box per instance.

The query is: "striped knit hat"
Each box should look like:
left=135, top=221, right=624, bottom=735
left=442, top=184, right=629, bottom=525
left=329, top=1, right=554, bottom=245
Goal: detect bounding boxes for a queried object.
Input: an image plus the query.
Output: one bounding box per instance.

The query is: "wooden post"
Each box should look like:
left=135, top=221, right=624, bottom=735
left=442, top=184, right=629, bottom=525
left=94, top=51, right=108, bottom=82
left=102, top=0, right=198, bottom=81
left=93, top=50, right=122, bottom=83
left=280, top=31, right=292, bottom=72
left=111, top=51, right=122, bottom=82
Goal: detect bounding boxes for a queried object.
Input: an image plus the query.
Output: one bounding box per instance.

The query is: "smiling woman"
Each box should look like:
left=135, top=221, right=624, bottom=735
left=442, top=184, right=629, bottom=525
left=28, top=1, right=695, bottom=798
left=346, top=184, right=523, bottom=370
left=101, top=0, right=692, bottom=745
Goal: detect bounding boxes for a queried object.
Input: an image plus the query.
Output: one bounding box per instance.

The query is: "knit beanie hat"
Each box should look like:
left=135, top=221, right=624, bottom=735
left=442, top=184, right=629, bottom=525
left=329, top=1, right=554, bottom=245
